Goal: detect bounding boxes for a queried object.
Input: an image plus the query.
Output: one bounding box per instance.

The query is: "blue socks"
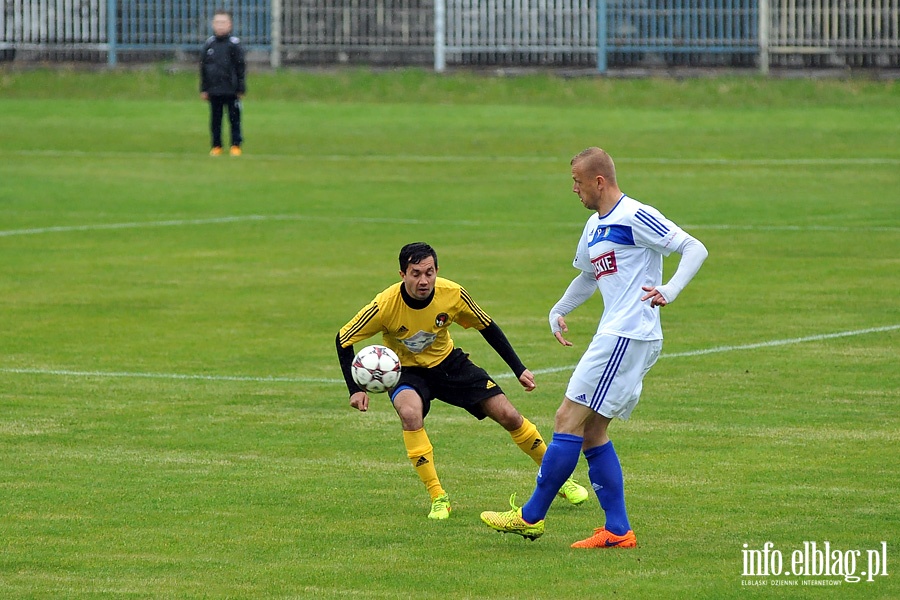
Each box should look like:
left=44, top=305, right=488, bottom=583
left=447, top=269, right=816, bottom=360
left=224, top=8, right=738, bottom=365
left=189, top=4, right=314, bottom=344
left=521, top=433, right=583, bottom=524
left=520, top=435, right=631, bottom=535
left=585, top=441, right=631, bottom=535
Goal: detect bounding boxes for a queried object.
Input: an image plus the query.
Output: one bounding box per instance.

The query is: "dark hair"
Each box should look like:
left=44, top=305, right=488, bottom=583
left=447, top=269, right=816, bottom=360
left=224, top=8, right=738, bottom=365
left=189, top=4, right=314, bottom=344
left=399, top=242, right=438, bottom=272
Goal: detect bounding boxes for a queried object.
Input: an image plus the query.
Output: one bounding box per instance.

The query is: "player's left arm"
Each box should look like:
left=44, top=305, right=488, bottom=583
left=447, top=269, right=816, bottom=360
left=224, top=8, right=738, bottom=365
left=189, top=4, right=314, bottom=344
left=231, top=37, right=246, bottom=96
left=479, top=322, right=535, bottom=391
left=641, top=234, right=708, bottom=307
left=458, top=285, right=535, bottom=390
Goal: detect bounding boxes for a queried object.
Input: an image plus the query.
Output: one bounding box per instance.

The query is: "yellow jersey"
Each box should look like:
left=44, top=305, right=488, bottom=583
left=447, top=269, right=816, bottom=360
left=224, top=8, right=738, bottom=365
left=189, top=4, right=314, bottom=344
left=338, top=277, right=492, bottom=368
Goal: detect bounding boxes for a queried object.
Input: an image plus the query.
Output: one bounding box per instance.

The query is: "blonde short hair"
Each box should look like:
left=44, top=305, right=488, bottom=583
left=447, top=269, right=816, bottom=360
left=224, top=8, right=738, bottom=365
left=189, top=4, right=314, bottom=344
left=571, top=147, right=617, bottom=185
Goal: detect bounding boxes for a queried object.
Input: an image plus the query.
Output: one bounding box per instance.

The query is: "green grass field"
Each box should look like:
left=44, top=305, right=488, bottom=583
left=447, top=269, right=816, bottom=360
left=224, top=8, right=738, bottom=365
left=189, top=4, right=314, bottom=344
left=0, top=68, right=898, bottom=599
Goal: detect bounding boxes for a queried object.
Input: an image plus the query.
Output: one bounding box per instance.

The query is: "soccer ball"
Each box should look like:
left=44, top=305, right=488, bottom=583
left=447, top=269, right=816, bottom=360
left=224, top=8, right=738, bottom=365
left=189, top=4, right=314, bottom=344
left=351, top=345, right=401, bottom=393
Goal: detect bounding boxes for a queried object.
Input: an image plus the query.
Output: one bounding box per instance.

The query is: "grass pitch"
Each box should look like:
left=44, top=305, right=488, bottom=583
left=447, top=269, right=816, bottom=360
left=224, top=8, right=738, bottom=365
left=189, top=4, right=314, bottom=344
left=0, top=69, right=898, bottom=599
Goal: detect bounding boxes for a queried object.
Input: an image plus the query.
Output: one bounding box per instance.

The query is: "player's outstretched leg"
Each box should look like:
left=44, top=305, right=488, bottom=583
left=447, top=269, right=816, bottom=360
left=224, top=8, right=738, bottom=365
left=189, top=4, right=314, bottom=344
left=480, top=494, right=544, bottom=541
left=508, top=418, right=589, bottom=506
left=520, top=433, right=583, bottom=522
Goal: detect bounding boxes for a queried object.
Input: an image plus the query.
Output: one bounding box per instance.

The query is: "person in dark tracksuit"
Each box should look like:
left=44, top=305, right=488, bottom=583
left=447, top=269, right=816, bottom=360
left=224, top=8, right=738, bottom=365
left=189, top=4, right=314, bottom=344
left=200, top=10, right=246, bottom=156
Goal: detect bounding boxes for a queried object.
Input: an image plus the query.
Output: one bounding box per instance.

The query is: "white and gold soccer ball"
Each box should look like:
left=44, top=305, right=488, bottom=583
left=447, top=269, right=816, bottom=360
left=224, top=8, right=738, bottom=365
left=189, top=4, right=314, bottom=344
left=351, top=345, right=401, bottom=393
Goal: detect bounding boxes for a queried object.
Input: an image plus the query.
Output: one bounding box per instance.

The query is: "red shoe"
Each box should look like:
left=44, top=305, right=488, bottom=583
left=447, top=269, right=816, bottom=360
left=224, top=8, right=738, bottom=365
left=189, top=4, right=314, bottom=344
left=571, top=527, right=636, bottom=549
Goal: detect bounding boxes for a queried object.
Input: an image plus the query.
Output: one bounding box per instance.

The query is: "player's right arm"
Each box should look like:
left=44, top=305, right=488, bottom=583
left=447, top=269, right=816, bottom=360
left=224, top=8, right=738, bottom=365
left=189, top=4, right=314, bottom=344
left=200, top=38, right=212, bottom=96
left=549, top=271, right=596, bottom=346
left=335, top=334, right=369, bottom=411
left=551, top=222, right=598, bottom=346
left=337, top=299, right=384, bottom=411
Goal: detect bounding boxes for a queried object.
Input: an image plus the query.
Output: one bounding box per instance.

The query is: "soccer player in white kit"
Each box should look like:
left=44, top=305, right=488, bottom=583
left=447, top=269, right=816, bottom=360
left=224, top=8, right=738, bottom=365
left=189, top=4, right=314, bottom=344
left=481, top=147, right=708, bottom=547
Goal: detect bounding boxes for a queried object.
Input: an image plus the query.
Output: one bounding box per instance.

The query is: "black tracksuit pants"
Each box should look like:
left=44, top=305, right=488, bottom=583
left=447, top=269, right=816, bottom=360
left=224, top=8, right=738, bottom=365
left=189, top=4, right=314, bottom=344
left=209, top=95, right=242, bottom=148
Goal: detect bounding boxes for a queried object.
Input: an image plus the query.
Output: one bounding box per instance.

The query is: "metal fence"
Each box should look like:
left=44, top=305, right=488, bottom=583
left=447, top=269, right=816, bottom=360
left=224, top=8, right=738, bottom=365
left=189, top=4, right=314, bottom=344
left=280, top=0, right=433, bottom=63
left=435, top=0, right=761, bottom=70
left=768, top=0, right=899, bottom=66
left=0, top=0, right=270, bottom=62
left=1, top=0, right=107, bottom=52
left=438, top=0, right=597, bottom=67
left=1, top=0, right=898, bottom=70
left=602, top=0, right=760, bottom=69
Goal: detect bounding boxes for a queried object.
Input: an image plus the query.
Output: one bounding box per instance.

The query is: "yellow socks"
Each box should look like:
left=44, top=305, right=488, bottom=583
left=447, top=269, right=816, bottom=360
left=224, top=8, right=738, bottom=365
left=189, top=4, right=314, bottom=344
left=402, top=420, right=545, bottom=500
left=403, top=428, right=445, bottom=500
left=510, top=418, right=547, bottom=466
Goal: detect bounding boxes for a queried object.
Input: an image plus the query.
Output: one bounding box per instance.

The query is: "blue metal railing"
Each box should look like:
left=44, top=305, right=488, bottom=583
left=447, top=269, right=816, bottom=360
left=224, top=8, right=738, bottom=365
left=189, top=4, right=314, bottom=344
left=603, top=0, right=758, bottom=52
left=109, top=0, right=270, bottom=65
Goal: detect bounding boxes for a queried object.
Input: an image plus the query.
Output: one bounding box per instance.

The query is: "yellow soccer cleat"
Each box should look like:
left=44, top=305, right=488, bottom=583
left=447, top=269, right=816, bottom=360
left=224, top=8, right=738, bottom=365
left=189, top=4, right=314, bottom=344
left=558, top=477, right=589, bottom=505
left=570, top=527, right=637, bottom=549
left=480, top=494, right=544, bottom=541
left=209, top=146, right=223, bottom=156
left=229, top=145, right=242, bottom=156
left=428, top=493, right=451, bottom=520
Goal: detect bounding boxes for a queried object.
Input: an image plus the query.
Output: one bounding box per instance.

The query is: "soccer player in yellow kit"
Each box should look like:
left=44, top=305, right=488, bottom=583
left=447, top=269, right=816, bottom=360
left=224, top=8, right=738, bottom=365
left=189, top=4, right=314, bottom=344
left=337, top=242, right=588, bottom=519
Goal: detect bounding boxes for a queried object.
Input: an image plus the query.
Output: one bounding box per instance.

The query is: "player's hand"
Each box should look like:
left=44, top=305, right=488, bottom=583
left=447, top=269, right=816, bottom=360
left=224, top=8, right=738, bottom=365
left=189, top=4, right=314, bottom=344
left=200, top=92, right=209, bottom=101
left=641, top=285, right=668, bottom=308
left=553, top=315, right=573, bottom=347
left=518, top=369, right=536, bottom=392
left=349, top=391, right=370, bottom=412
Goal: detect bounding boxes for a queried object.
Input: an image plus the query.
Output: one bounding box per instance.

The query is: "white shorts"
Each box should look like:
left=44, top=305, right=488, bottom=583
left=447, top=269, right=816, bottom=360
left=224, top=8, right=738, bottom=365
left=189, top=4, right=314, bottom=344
left=565, top=334, right=662, bottom=420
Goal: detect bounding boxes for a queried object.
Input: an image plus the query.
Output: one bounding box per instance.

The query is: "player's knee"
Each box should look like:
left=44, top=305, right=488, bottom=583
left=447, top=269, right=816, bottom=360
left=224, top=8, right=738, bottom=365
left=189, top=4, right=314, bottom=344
left=483, top=396, right=522, bottom=430
left=396, top=408, right=424, bottom=430
left=393, top=395, right=424, bottom=428
left=553, top=402, right=569, bottom=427
left=553, top=398, right=590, bottom=435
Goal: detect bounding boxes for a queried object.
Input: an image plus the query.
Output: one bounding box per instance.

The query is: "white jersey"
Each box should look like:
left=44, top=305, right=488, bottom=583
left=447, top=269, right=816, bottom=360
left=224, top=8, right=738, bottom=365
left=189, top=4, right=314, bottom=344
left=573, top=194, right=689, bottom=341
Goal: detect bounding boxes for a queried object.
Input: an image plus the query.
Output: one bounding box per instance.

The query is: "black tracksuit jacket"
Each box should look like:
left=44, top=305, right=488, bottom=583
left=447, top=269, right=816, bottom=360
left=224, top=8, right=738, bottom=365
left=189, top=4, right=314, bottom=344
left=200, top=34, right=246, bottom=96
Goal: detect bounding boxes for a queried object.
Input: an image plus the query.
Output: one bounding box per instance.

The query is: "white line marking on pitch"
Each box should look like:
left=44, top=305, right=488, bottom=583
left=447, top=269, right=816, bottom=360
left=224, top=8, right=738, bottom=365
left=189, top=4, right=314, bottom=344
left=0, top=367, right=333, bottom=384
left=2, top=214, right=897, bottom=238
left=7, top=149, right=900, bottom=166
left=1, top=325, right=896, bottom=385
left=0, top=216, right=269, bottom=237
left=529, top=324, right=900, bottom=376
left=0, top=215, right=492, bottom=237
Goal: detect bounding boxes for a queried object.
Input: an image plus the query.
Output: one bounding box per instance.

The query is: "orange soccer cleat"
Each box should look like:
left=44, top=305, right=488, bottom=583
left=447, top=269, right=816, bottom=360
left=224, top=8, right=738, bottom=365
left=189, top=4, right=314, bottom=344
left=570, top=527, right=637, bottom=549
